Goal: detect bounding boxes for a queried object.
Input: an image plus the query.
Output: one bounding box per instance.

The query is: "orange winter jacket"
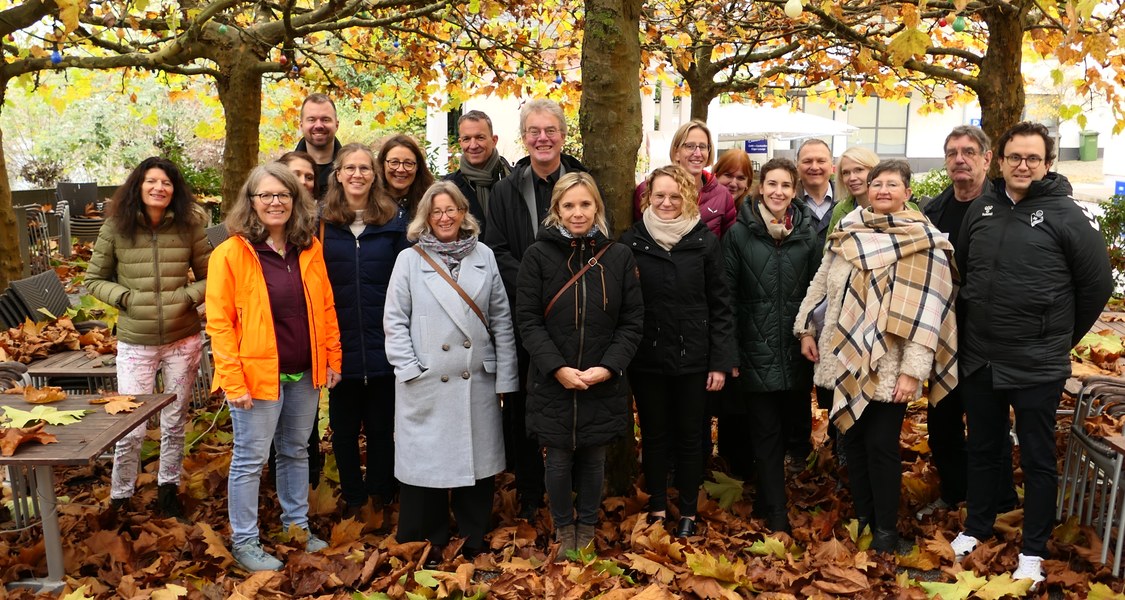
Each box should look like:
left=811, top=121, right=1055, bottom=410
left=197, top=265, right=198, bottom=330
left=205, top=235, right=342, bottom=401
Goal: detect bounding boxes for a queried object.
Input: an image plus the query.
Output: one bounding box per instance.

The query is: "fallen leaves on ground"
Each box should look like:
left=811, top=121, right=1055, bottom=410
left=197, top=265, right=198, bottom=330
left=0, top=421, right=57, bottom=455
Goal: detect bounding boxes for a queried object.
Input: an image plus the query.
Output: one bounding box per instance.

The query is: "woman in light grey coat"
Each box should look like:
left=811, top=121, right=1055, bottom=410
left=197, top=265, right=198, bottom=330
left=384, top=181, right=519, bottom=565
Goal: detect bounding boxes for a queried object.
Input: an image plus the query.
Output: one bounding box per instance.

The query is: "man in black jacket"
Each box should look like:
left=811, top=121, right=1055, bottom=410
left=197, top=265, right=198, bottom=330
left=295, top=93, right=341, bottom=199
left=917, top=126, right=1016, bottom=521
left=445, top=110, right=512, bottom=238
left=950, top=122, right=1113, bottom=589
left=483, top=99, right=588, bottom=520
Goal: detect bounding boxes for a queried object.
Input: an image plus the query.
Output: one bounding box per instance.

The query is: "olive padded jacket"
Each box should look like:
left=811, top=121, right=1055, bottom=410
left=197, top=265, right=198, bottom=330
left=85, top=211, right=210, bottom=346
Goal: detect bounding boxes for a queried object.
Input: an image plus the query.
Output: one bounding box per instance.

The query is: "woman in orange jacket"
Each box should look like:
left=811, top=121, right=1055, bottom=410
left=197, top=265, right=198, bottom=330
left=206, top=162, right=342, bottom=572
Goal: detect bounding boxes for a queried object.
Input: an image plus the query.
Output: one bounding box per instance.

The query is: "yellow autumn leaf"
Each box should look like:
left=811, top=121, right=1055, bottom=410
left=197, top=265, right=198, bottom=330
left=1089, top=581, right=1125, bottom=600
left=56, top=0, right=80, bottom=34
left=974, top=573, right=1032, bottom=599
left=886, top=28, right=930, bottom=65
left=60, top=585, right=94, bottom=600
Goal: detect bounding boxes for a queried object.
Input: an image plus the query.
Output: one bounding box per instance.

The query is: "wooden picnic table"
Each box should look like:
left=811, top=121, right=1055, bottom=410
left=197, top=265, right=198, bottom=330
left=25, top=350, right=117, bottom=392
left=0, top=392, right=174, bottom=592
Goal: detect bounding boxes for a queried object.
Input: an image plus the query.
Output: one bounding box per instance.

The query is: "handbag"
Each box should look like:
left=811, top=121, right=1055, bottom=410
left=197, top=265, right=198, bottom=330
left=413, top=246, right=491, bottom=335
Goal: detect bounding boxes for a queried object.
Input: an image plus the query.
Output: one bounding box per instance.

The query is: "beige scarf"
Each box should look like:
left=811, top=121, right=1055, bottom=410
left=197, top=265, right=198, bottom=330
left=757, top=200, right=794, bottom=241
left=643, top=206, right=700, bottom=250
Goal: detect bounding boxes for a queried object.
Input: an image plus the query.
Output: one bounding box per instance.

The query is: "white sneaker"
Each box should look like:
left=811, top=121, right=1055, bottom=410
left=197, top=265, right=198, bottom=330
left=1013, top=553, right=1045, bottom=590
left=950, top=532, right=979, bottom=561
left=916, top=497, right=951, bottom=520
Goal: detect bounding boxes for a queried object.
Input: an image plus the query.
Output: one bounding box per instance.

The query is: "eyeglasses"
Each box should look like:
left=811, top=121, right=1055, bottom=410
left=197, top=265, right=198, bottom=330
left=680, top=142, right=709, bottom=154
left=253, top=192, right=293, bottom=204
left=524, top=127, right=561, bottom=139
left=1003, top=154, right=1043, bottom=168
left=944, top=147, right=980, bottom=159
left=867, top=180, right=905, bottom=191
left=651, top=193, right=684, bottom=204
left=429, top=207, right=464, bottom=219
left=386, top=159, right=417, bottom=172
left=340, top=165, right=373, bottom=176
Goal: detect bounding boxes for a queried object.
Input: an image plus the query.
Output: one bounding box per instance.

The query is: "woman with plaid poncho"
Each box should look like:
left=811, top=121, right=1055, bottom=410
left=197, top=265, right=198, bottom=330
left=794, top=159, right=957, bottom=554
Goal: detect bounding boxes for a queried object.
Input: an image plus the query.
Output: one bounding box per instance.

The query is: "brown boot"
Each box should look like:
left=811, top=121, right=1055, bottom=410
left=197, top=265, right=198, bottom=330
left=554, top=524, right=576, bottom=560
left=575, top=524, right=596, bottom=552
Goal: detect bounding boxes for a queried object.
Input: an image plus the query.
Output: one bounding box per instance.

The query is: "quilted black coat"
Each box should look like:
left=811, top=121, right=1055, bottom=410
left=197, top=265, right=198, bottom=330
left=516, top=227, right=644, bottom=450
left=722, top=200, right=821, bottom=393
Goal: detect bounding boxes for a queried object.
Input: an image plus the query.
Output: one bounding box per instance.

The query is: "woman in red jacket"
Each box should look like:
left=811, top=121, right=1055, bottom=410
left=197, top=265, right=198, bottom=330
left=206, top=163, right=342, bottom=572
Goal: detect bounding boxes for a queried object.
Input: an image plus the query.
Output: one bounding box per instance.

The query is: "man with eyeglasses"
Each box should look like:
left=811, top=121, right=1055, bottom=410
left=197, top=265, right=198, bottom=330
left=445, top=110, right=512, bottom=237
left=295, top=93, right=341, bottom=199
left=951, top=121, right=1112, bottom=588
left=483, top=98, right=588, bottom=521
left=916, top=126, right=1017, bottom=524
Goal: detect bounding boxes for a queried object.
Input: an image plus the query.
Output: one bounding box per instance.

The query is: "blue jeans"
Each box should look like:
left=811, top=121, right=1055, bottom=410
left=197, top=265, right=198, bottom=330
left=228, top=372, right=318, bottom=547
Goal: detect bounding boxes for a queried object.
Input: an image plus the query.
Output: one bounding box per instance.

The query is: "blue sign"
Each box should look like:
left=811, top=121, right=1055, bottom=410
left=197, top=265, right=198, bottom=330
left=1116, top=180, right=1125, bottom=196
left=744, top=139, right=768, bottom=154
left=970, top=118, right=982, bottom=127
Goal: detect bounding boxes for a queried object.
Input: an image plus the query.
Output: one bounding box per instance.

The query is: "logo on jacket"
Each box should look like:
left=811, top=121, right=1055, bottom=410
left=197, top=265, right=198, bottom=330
left=982, top=205, right=994, bottom=217
left=706, top=207, right=718, bottom=214
left=1030, top=210, right=1044, bottom=227
left=1074, top=199, right=1101, bottom=231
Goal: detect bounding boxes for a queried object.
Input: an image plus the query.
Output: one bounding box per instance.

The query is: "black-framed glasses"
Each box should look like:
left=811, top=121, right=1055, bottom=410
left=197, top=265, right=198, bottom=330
left=680, top=142, right=709, bottom=154
left=386, top=159, right=417, bottom=172
left=430, top=207, right=464, bottom=219
left=253, top=192, right=293, bottom=204
left=1003, top=154, right=1043, bottom=168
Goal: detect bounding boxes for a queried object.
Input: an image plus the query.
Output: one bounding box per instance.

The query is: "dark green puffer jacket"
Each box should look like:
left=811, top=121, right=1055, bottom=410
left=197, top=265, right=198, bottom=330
left=722, top=200, right=821, bottom=393
left=85, top=211, right=210, bottom=346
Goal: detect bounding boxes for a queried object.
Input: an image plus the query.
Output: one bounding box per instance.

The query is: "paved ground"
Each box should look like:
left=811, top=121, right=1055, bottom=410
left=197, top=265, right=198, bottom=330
left=1056, top=159, right=1124, bottom=201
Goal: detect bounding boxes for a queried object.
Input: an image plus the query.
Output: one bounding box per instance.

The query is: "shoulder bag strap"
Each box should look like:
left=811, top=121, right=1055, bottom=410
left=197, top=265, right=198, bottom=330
left=413, top=245, right=489, bottom=330
left=544, top=242, right=613, bottom=317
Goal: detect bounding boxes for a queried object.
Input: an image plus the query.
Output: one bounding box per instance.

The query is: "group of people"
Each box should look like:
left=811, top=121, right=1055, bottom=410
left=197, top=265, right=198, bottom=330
left=84, top=91, right=1113, bottom=589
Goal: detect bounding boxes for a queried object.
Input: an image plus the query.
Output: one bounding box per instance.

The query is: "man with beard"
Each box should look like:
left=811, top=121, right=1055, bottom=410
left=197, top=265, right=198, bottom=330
left=445, top=110, right=512, bottom=237
left=295, top=93, right=341, bottom=199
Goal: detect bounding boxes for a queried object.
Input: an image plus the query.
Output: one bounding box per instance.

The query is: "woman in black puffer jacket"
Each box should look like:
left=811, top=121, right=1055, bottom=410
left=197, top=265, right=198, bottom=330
left=621, top=165, right=736, bottom=538
left=516, top=172, right=644, bottom=556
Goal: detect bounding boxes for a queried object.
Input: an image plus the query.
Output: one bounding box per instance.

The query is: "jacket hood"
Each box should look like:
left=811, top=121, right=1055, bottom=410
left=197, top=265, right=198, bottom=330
left=535, top=223, right=611, bottom=247
left=511, top=153, right=588, bottom=175
left=992, top=172, right=1073, bottom=203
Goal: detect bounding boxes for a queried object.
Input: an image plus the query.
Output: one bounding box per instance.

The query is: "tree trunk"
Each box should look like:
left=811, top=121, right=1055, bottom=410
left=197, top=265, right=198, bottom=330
left=216, top=57, right=264, bottom=216
left=976, top=3, right=1026, bottom=177
left=580, top=0, right=642, bottom=496
left=0, top=77, right=21, bottom=289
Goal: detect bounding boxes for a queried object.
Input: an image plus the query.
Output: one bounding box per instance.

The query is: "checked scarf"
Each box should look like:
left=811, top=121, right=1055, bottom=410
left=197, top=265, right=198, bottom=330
left=826, top=207, right=958, bottom=433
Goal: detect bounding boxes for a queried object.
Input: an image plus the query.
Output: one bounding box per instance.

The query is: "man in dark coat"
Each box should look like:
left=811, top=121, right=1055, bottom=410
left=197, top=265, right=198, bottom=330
left=445, top=110, right=512, bottom=238
left=295, top=93, right=341, bottom=199
left=916, top=126, right=1016, bottom=521
left=482, top=98, right=588, bottom=520
left=951, top=121, right=1113, bottom=589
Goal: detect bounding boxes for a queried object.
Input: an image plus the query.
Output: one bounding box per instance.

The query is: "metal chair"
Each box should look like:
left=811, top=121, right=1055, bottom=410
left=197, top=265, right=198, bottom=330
left=7, top=270, right=71, bottom=322
left=1058, top=376, right=1125, bottom=575
left=205, top=224, right=230, bottom=249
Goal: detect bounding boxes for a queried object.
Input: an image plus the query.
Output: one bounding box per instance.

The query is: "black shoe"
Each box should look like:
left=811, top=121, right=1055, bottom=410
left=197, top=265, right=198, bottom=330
left=766, top=512, right=791, bottom=534
left=518, top=502, right=539, bottom=521
left=870, top=528, right=900, bottom=553
left=157, top=484, right=185, bottom=520
left=674, top=517, right=697, bottom=538
left=424, top=545, right=444, bottom=569
left=109, top=496, right=131, bottom=513
left=342, top=503, right=363, bottom=520
left=645, top=513, right=665, bottom=526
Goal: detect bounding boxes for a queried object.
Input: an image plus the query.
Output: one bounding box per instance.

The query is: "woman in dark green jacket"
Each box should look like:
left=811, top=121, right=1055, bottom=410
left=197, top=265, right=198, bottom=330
left=722, top=158, right=820, bottom=533
left=86, top=157, right=210, bottom=519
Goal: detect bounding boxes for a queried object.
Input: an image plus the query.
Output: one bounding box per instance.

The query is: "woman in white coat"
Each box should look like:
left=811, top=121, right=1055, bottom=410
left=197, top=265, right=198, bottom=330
left=384, top=181, right=519, bottom=567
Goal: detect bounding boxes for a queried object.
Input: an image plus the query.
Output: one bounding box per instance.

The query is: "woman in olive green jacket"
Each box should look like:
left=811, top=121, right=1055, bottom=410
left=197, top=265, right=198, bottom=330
left=86, top=157, right=211, bottom=519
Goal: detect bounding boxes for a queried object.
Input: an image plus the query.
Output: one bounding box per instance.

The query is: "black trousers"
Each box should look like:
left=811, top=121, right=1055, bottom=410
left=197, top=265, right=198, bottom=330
left=544, top=445, right=606, bottom=527
left=785, top=388, right=816, bottom=459
left=328, top=376, right=396, bottom=506
left=962, top=365, right=1063, bottom=558
left=502, top=347, right=545, bottom=509
left=632, top=371, right=708, bottom=517
left=748, top=390, right=799, bottom=518
left=927, top=385, right=1017, bottom=507
left=842, top=401, right=908, bottom=532
left=397, top=476, right=495, bottom=551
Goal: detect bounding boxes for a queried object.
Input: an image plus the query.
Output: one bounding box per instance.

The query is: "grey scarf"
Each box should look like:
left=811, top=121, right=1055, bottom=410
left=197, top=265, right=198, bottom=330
left=458, top=151, right=505, bottom=216
left=417, top=232, right=478, bottom=280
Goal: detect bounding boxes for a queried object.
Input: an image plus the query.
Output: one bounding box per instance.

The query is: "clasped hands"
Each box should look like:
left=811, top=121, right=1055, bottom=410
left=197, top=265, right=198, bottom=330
left=554, top=366, right=611, bottom=390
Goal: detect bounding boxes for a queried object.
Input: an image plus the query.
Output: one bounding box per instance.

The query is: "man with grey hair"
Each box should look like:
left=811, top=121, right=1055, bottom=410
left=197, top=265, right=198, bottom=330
left=445, top=110, right=512, bottom=237
left=483, top=98, right=588, bottom=521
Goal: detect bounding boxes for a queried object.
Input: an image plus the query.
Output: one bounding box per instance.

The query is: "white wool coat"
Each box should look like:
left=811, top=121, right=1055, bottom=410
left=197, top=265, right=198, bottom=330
left=794, top=251, right=935, bottom=404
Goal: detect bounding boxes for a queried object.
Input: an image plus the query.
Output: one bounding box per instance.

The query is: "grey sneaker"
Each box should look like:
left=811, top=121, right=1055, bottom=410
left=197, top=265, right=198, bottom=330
left=305, top=531, right=328, bottom=553
left=916, top=497, right=951, bottom=520
left=232, top=540, right=283, bottom=571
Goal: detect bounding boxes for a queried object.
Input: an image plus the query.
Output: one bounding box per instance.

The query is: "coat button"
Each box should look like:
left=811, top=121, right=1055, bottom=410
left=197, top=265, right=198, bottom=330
left=461, top=371, right=470, bottom=379
left=463, top=340, right=471, bottom=348
left=440, top=375, right=449, bottom=382
left=442, top=344, right=450, bottom=351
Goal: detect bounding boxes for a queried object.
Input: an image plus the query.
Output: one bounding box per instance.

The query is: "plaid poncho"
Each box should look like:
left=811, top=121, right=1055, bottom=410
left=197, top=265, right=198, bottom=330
left=826, top=208, right=958, bottom=433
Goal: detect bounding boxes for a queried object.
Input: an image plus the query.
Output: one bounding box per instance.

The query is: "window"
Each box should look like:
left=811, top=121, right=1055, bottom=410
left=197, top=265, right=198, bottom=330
left=848, top=99, right=908, bottom=155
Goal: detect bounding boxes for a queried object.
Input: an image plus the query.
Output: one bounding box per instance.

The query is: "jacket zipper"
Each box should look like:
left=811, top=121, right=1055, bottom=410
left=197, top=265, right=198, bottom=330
left=574, top=242, right=587, bottom=451
left=152, top=228, right=165, bottom=344
left=354, top=234, right=369, bottom=385
left=983, top=204, right=1015, bottom=370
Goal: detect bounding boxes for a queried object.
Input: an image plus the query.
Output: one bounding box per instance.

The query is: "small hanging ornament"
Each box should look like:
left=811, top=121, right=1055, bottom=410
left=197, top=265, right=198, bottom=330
left=938, top=18, right=948, bottom=27
left=952, top=16, right=966, bottom=32
left=279, top=54, right=288, bottom=65
left=554, top=72, right=562, bottom=84
left=218, top=24, right=228, bottom=34
left=392, top=40, right=399, bottom=49
left=50, top=48, right=62, bottom=64
left=784, top=0, right=803, bottom=19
